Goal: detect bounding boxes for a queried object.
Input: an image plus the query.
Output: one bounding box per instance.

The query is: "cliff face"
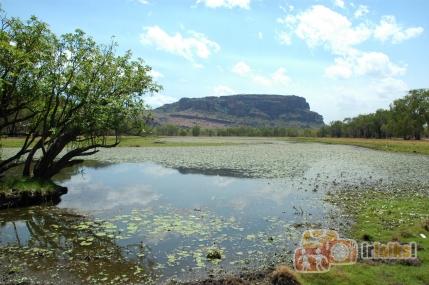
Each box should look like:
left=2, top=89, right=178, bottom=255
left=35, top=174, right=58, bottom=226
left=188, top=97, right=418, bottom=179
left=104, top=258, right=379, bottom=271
left=154, top=94, right=324, bottom=128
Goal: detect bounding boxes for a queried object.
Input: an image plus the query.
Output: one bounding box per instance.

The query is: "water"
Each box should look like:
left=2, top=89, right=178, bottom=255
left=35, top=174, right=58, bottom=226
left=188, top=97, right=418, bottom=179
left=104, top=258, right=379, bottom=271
left=1, top=162, right=333, bottom=283
left=1, top=140, right=429, bottom=284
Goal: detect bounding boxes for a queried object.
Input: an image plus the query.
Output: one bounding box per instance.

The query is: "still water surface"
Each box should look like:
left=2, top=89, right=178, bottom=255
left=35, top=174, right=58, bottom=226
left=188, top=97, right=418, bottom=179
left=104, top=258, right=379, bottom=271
left=1, top=141, right=429, bottom=283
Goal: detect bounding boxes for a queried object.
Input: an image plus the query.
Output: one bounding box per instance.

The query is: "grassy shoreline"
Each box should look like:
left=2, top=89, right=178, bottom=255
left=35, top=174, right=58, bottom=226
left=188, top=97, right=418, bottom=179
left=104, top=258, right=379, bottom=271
left=287, top=137, right=429, bottom=155
left=0, top=136, right=241, bottom=148
left=300, top=189, right=429, bottom=285
left=3, top=136, right=429, bottom=155
left=0, top=178, right=67, bottom=209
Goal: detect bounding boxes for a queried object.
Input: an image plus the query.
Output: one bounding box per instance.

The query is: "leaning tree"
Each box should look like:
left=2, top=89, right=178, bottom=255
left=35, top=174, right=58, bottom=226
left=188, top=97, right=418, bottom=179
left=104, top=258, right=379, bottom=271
left=24, top=31, right=161, bottom=179
left=0, top=11, right=161, bottom=179
left=0, top=11, right=56, bottom=175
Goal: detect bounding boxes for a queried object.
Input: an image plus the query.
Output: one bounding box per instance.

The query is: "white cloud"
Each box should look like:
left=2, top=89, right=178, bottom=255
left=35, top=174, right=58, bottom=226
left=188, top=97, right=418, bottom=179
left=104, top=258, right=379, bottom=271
left=291, top=5, right=372, bottom=55
left=279, top=4, right=294, bottom=13
left=271, top=67, right=291, bottom=85
left=354, top=5, right=369, bottom=18
left=275, top=4, right=420, bottom=120
left=333, top=0, right=345, bottom=8
left=252, top=74, right=272, bottom=86
left=370, top=77, right=408, bottom=98
left=325, top=51, right=406, bottom=79
left=140, top=26, right=220, bottom=63
left=257, top=31, right=263, bottom=40
left=374, top=15, right=424, bottom=44
left=278, top=31, right=292, bottom=45
left=213, top=85, right=235, bottom=95
left=232, top=62, right=290, bottom=86
left=325, top=57, right=353, bottom=79
left=145, top=94, right=177, bottom=108
left=278, top=5, right=417, bottom=84
left=197, top=0, right=250, bottom=9
left=232, top=61, right=251, bottom=76
left=277, top=15, right=297, bottom=26
left=278, top=5, right=423, bottom=55
left=149, top=69, right=164, bottom=79
left=354, top=52, right=406, bottom=77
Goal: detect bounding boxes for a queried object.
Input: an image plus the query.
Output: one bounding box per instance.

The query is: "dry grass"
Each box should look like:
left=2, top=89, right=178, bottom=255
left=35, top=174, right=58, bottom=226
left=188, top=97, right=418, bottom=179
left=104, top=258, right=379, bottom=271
left=271, top=266, right=302, bottom=285
left=289, top=137, right=429, bottom=155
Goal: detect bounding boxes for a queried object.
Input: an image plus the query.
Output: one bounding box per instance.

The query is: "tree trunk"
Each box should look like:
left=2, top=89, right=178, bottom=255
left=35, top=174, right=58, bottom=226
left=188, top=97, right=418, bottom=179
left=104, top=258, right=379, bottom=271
left=415, top=132, right=421, bottom=140
left=23, top=140, right=43, bottom=177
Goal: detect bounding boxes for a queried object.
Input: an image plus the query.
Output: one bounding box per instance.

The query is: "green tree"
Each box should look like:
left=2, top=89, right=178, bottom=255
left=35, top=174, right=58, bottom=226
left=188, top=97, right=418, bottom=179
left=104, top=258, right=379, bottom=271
left=320, top=89, right=428, bottom=140
left=28, top=32, right=159, bottom=179
left=192, top=125, right=200, bottom=136
left=329, top=121, right=344, bottom=137
left=0, top=11, right=55, bottom=175
left=0, top=11, right=160, bottom=179
left=390, top=89, right=429, bottom=140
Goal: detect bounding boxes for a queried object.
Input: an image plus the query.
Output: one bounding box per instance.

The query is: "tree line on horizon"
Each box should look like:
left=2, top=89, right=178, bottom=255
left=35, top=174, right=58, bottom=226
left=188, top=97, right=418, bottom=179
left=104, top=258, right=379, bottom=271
left=152, top=89, right=429, bottom=139
left=320, top=89, right=429, bottom=140
left=152, top=124, right=318, bottom=137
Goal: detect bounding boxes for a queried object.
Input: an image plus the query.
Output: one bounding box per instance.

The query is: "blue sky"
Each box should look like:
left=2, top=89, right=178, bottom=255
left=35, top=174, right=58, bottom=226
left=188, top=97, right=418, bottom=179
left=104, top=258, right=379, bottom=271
left=2, top=0, right=428, bottom=122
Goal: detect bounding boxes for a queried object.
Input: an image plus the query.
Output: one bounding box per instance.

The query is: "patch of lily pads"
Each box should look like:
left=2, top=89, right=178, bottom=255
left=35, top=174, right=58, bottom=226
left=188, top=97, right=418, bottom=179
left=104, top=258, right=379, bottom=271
left=1, top=138, right=429, bottom=283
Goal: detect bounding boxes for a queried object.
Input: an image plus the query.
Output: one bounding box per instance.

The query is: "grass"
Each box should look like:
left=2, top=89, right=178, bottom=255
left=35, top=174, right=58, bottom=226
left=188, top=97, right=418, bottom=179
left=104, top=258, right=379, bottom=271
left=288, top=137, right=429, bottom=155
left=0, top=136, right=239, bottom=148
left=105, top=136, right=239, bottom=147
left=4, top=136, right=429, bottom=154
left=0, top=177, right=58, bottom=198
left=0, top=137, right=33, bottom=148
left=300, top=190, right=429, bottom=285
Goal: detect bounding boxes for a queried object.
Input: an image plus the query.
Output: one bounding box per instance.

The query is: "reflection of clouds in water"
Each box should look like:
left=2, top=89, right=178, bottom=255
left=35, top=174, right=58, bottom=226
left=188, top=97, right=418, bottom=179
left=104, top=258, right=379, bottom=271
left=212, top=176, right=235, bottom=187
left=110, top=166, right=130, bottom=174
left=106, top=185, right=160, bottom=208
left=227, top=183, right=294, bottom=210
left=141, top=164, right=177, bottom=176
left=251, top=184, right=293, bottom=205
left=61, top=182, right=160, bottom=211
left=229, top=199, right=248, bottom=211
left=60, top=172, right=95, bottom=195
left=68, top=172, right=91, bottom=184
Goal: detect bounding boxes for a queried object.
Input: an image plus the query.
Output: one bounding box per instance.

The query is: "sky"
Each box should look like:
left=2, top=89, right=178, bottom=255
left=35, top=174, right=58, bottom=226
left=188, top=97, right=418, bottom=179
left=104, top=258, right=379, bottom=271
left=2, top=0, right=429, bottom=122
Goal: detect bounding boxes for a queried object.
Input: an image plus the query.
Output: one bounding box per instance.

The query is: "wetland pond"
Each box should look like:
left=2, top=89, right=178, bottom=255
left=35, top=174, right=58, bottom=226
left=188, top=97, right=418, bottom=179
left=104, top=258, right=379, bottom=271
left=1, top=139, right=429, bottom=284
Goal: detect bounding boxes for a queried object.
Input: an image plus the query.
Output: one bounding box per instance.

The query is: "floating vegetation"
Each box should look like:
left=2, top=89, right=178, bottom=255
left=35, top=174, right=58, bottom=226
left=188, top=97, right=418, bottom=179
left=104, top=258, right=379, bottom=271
left=83, top=139, right=429, bottom=184
left=206, top=248, right=222, bottom=260
left=1, top=138, right=429, bottom=283
left=0, top=207, right=156, bottom=284
left=0, top=202, right=304, bottom=283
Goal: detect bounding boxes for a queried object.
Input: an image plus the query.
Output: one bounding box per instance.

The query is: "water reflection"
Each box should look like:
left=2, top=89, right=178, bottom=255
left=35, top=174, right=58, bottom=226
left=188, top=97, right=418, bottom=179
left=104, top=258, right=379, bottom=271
left=176, top=167, right=252, bottom=178
left=1, top=161, right=338, bottom=283
left=55, top=162, right=324, bottom=215
left=0, top=206, right=156, bottom=284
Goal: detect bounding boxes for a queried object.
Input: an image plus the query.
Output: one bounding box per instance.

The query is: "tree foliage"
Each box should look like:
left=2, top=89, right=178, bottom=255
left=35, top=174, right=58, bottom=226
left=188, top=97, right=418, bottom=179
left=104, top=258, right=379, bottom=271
left=321, top=89, right=429, bottom=140
left=0, top=10, right=160, bottom=178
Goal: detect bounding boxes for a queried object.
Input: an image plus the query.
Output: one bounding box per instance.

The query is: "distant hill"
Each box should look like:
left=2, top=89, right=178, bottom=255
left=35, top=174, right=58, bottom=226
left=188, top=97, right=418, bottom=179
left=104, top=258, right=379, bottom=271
left=153, top=94, right=324, bottom=128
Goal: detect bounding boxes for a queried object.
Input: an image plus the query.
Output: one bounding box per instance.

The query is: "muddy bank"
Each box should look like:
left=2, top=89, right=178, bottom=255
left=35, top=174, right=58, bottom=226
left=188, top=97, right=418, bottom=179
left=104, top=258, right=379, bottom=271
left=177, top=266, right=301, bottom=285
left=0, top=183, right=67, bottom=209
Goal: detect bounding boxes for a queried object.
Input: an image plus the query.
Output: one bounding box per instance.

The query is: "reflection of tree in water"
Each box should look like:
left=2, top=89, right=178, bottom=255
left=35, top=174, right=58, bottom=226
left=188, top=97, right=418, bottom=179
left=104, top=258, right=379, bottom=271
left=175, top=166, right=251, bottom=178
left=0, top=206, right=157, bottom=284
left=53, top=160, right=114, bottom=183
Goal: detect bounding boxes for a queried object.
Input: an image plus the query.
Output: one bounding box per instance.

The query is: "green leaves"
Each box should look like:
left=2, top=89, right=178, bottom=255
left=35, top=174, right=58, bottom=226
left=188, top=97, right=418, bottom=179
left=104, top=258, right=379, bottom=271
left=323, top=89, right=429, bottom=140
left=0, top=9, right=161, bottom=178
